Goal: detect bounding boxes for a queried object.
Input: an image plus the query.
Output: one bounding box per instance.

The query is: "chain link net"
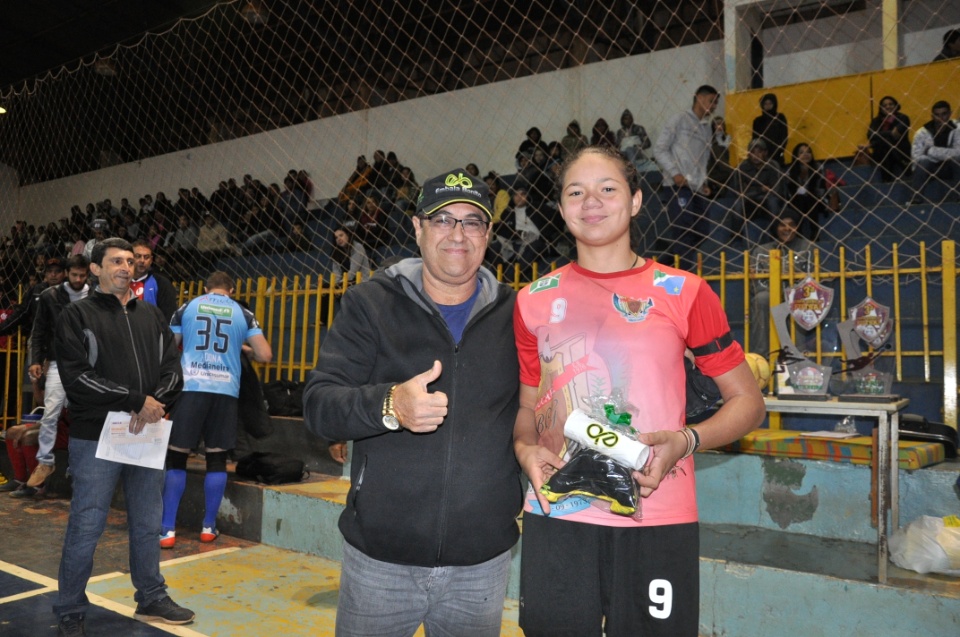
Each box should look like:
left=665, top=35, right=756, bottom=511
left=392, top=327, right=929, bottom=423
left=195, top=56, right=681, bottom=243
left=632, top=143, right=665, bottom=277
left=0, top=0, right=957, bottom=295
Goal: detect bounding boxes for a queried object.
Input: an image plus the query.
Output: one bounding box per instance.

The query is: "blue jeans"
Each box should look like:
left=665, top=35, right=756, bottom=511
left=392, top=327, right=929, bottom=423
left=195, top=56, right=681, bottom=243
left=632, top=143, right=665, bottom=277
left=336, top=541, right=511, bottom=637
left=665, top=186, right=709, bottom=272
left=36, top=362, right=66, bottom=465
left=54, top=438, right=168, bottom=618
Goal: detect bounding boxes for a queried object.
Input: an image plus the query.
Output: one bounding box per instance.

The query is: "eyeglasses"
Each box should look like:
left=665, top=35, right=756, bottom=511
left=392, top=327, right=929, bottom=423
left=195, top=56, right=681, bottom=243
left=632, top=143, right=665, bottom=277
left=424, top=214, right=489, bottom=236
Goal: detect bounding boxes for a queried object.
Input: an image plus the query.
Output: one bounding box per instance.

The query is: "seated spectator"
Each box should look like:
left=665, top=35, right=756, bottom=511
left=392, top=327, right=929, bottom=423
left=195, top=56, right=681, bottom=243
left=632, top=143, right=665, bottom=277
left=82, top=219, right=108, bottom=263
left=368, top=150, right=395, bottom=201
left=546, top=141, right=565, bottom=171
left=394, top=166, right=419, bottom=213
left=749, top=210, right=815, bottom=355
left=0, top=410, right=69, bottom=498
left=67, top=228, right=85, bottom=257
left=519, top=127, right=548, bottom=159
left=708, top=116, right=734, bottom=197
left=120, top=197, right=137, bottom=220
left=784, top=143, right=839, bottom=241
left=123, top=210, right=140, bottom=239
left=358, top=195, right=390, bottom=257
left=145, top=223, right=163, bottom=251
left=868, top=96, right=912, bottom=183
left=590, top=117, right=615, bottom=148
left=279, top=175, right=309, bottom=230
left=191, top=187, right=211, bottom=215
left=197, top=212, right=236, bottom=266
left=492, top=186, right=546, bottom=276
left=331, top=226, right=371, bottom=282
left=465, top=163, right=480, bottom=177
left=520, top=146, right=555, bottom=210
left=339, top=155, right=372, bottom=204
left=615, top=109, right=653, bottom=170
left=752, top=93, right=789, bottom=166
left=911, top=100, right=960, bottom=203
left=934, top=28, right=960, bottom=61
left=288, top=221, right=313, bottom=253
left=734, top=139, right=783, bottom=244
left=484, top=172, right=510, bottom=223
left=560, top=120, right=588, bottom=156
left=238, top=202, right=281, bottom=255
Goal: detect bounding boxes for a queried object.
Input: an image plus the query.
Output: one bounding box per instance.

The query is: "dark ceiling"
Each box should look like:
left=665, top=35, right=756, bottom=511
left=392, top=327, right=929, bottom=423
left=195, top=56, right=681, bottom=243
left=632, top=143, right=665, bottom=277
left=0, top=0, right=220, bottom=93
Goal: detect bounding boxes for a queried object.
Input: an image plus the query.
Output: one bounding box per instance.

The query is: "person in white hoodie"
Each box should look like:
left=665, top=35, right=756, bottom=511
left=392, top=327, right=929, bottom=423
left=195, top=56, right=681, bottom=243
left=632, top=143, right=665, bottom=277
left=910, top=100, right=960, bottom=203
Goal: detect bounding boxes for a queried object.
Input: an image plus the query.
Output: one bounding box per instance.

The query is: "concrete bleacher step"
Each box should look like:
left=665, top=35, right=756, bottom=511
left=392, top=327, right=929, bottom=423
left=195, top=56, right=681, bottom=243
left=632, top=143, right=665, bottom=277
left=231, top=472, right=960, bottom=636
left=202, top=415, right=960, bottom=637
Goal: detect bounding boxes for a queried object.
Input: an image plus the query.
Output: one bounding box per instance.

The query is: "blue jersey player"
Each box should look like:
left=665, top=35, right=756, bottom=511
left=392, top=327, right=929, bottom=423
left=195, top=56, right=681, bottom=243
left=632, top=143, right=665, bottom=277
left=160, top=271, right=272, bottom=547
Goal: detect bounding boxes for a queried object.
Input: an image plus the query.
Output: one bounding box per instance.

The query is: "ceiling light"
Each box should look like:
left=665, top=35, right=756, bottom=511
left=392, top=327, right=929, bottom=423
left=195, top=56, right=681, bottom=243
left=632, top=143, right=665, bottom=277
left=242, top=1, right=268, bottom=26
left=94, top=58, right=117, bottom=77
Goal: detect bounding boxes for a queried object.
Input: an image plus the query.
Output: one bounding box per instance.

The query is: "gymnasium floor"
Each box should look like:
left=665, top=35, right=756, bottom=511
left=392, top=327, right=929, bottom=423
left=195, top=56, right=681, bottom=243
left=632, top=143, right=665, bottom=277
left=0, top=493, right=523, bottom=636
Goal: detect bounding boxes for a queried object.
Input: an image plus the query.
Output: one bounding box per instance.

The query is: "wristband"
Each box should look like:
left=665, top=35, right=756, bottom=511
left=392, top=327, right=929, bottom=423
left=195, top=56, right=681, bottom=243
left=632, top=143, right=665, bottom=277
left=680, top=428, right=695, bottom=459
left=687, top=427, right=701, bottom=454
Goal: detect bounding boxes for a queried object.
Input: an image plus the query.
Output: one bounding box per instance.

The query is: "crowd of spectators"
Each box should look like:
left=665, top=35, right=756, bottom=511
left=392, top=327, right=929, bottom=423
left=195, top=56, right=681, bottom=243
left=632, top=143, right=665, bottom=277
left=2, top=89, right=958, bottom=302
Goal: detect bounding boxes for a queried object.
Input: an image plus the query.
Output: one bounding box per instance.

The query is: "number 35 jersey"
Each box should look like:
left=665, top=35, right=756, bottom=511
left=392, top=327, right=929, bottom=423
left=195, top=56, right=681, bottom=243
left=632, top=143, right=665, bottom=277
left=171, top=293, right=264, bottom=397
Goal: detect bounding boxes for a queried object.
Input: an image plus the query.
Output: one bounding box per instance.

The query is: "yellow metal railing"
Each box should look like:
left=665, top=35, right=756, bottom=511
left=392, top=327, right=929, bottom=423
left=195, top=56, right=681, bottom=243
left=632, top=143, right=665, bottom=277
left=3, top=241, right=956, bottom=430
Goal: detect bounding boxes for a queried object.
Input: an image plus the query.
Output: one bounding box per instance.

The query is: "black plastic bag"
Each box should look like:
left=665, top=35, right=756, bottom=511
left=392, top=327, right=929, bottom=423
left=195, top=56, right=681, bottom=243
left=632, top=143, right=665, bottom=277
left=238, top=355, right=273, bottom=438
left=539, top=448, right=639, bottom=516
left=263, top=380, right=305, bottom=417
left=235, top=451, right=307, bottom=485
left=685, top=356, right=721, bottom=418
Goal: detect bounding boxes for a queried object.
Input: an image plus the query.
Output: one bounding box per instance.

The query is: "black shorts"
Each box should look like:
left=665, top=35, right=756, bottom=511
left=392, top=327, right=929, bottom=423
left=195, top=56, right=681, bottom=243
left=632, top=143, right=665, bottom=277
left=168, top=391, right=239, bottom=451
left=519, top=514, right=699, bottom=637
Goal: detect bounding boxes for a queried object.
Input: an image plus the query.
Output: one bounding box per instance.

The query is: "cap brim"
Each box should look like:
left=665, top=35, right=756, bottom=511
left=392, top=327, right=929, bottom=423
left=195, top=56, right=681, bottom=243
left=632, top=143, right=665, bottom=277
left=420, top=199, right=492, bottom=221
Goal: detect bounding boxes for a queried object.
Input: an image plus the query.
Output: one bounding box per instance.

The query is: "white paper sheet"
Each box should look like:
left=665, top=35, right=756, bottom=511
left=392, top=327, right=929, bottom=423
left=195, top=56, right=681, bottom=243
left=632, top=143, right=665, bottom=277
left=95, top=411, right=172, bottom=470
left=799, top=430, right=859, bottom=439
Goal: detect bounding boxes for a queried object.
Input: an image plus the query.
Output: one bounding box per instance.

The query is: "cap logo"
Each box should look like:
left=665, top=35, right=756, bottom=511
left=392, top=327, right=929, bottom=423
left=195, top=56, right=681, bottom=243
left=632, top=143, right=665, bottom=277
left=444, top=173, right=473, bottom=188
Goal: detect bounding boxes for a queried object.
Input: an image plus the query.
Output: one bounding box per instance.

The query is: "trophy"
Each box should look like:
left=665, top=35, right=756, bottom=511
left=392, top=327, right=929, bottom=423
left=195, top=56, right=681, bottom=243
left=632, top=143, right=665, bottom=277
left=835, top=297, right=896, bottom=401
left=770, top=276, right=834, bottom=399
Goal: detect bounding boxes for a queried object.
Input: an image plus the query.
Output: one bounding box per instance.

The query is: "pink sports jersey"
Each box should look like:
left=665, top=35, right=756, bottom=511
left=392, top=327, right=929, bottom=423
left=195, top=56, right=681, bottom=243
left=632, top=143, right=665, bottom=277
left=515, top=259, right=743, bottom=527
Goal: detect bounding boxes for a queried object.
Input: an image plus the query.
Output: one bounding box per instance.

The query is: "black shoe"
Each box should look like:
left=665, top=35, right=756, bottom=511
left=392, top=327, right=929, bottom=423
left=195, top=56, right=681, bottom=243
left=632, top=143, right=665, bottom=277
left=134, top=595, right=195, bottom=624
left=10, top=484, right=40, bottom=499
left=58, top=613, right=85, bottom=636
left=0, top=479, right=22, bottom=493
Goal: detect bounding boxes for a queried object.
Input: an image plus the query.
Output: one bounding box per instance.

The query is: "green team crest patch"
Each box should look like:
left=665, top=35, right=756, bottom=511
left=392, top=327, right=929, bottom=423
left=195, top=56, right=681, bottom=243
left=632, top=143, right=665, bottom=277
left=529, top=273, right=562, bottom=294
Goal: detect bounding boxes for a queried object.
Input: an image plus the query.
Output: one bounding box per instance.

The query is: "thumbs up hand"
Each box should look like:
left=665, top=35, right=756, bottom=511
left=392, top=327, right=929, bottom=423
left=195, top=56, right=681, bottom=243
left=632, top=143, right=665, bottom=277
left=393, top=360, right=448, bottom=432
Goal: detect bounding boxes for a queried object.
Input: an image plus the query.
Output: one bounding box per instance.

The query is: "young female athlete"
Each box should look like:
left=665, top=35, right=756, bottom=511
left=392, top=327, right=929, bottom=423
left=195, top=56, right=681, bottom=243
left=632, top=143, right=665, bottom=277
left=513, top=145, right=765, bottom=636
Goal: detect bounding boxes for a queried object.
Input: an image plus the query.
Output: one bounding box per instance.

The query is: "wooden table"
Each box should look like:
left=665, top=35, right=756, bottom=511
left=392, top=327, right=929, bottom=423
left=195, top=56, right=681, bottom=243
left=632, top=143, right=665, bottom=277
left=763, top=396, right=911, bottom=583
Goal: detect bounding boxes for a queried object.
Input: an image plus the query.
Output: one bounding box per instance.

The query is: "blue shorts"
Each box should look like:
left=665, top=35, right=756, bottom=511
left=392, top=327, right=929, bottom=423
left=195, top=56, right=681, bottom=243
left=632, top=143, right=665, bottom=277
left=519, top=514, right=700, bottom=637
left=169, top=391, right=238, bottom=451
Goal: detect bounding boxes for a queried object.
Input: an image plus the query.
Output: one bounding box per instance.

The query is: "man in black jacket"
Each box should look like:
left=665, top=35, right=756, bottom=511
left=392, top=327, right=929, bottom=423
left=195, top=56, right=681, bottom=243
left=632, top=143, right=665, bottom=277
left=0, top=257, right=66, bottom=416
left=53, top=238, right=194, bottom=636
left=131, top=240, right=179, bottom=321
left=303, top=169, right=521, bottom=637
left=16, top=256, right=91, bottom=494
left=0, top=258, right=65, bottom=338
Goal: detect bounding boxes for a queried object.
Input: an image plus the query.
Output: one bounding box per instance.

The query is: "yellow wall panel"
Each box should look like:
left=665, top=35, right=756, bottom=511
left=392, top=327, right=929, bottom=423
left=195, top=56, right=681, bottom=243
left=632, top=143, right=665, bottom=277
left=725, top=59, right=960, bottom=166
left=726, top=76, right=872, bottom=166
left=872, top=59, right=960, bottom=139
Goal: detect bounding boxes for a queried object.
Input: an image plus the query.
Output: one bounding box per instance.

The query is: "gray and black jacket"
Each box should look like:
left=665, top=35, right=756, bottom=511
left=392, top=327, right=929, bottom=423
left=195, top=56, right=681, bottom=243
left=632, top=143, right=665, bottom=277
left=303, top=259, right=522, bottom=568
left=54, top=290, right=183, bottom=441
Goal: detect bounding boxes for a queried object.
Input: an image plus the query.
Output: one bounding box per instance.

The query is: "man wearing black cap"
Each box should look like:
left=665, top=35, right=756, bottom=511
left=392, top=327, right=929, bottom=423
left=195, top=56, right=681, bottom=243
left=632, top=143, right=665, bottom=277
left=303, top=169, right=521, bottom=636
left=17, top=255, right=91, bottom=495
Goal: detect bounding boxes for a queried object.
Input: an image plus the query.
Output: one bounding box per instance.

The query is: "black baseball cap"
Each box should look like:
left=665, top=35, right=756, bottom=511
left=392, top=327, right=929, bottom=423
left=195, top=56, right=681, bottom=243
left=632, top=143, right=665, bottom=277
left=416, top=169, right=492, bottom=221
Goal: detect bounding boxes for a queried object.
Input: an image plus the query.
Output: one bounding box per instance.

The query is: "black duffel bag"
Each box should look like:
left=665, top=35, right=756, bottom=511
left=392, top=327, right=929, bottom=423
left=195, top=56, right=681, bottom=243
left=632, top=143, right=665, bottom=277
left=235, top=452, right=307, bottom=485
left=262, top=380, right=304, bottom=417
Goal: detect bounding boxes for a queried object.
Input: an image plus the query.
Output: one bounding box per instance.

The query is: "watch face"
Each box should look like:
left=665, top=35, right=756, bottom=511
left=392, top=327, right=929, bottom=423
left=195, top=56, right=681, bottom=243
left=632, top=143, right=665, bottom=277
left=382, top=415, right=401, bottom=430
